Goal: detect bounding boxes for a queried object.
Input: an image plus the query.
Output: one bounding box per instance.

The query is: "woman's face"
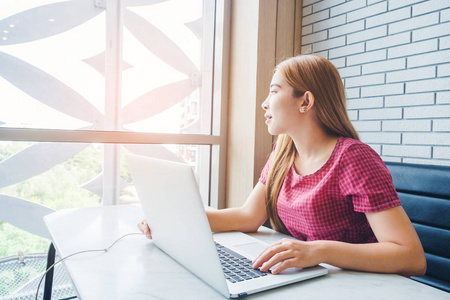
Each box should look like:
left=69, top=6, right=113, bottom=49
left=262, top=71, right=303, bottom=135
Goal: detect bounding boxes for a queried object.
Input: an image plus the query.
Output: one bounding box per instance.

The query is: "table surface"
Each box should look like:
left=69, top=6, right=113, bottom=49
left=44, top=204, right=449, bottom=300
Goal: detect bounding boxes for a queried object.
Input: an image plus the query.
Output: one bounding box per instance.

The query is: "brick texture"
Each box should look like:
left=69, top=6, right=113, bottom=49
left=302, top=0, right=450, bottom=165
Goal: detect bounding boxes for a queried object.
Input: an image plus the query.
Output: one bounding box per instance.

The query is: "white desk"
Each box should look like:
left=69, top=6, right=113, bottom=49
left=44, top=205, right=448, bottom=300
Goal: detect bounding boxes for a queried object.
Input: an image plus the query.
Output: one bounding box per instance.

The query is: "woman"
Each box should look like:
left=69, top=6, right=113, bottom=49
left=139, top=55, right=426, bottom=276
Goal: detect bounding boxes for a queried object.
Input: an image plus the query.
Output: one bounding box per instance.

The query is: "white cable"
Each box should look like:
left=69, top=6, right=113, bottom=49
left=35, top=232, right=143, bottom=300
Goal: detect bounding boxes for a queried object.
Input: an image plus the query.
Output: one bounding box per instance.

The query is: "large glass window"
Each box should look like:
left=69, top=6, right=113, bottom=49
left=0, top=0, right=216, bottom=134
left=0, top=0, right=228, bottom=256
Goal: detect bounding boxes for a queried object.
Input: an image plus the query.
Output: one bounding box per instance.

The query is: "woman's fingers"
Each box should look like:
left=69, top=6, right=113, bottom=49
left=137, top=219, right=152, bottom=239
left=270, top=258, right=300, bottom=274
left=252, top=239, right=314, bottom=274
left=252, top=240, right=288, bottom=271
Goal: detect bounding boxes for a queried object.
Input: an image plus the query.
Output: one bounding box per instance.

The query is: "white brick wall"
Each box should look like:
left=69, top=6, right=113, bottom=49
left=302, top=0, right=450, bottom=166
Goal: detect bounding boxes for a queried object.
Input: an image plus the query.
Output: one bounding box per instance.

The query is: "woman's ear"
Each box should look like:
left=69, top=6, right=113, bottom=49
left=300, top=91, right=315, bottom=113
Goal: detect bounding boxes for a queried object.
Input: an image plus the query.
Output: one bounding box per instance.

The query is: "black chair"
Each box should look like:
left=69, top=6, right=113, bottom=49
left=385, top=162, right=450, bottom=293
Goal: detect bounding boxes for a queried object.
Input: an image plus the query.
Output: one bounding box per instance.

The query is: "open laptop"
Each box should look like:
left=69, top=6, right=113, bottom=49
left=126, top=153, right=328, bottom=298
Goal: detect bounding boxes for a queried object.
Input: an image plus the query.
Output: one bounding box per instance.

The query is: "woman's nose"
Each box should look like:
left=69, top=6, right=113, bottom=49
left=261, top=99, right=269, bottom=110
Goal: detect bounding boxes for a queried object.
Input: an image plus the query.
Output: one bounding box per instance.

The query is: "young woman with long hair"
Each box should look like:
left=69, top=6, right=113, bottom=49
left=139, top=55, right=426, bottom=276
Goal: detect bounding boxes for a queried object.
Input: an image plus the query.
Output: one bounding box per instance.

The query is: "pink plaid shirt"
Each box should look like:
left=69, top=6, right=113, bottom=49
left=259, top=137, right=401, bottom=243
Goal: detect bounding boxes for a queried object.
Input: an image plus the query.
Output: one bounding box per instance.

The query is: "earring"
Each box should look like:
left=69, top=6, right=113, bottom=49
left=300, top=107, right=306, bottom=113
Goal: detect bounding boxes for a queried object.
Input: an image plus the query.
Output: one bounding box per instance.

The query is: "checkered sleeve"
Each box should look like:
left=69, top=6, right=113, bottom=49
left=259, top=149, right=275, bottom=185
left=339, top=143, right=402, bottom=213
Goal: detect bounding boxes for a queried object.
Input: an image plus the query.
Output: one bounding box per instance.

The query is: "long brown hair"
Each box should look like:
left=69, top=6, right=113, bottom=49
left=265, top=55, right=359, bottom=234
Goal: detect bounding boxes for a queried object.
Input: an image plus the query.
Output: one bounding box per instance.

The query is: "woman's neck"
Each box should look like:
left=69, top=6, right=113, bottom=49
left=291, top=124, right=337, bottom=156
left=289, top=129, right=339, bottom=176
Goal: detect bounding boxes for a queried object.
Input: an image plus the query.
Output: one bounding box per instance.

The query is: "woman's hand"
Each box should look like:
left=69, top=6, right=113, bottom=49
left=252, top=238, right=321, bottom=274
left=138, top=219, right=152, bottom=239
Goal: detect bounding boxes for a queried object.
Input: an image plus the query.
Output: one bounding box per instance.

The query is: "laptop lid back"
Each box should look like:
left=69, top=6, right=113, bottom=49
left=126, top=153, right=229, bottom=298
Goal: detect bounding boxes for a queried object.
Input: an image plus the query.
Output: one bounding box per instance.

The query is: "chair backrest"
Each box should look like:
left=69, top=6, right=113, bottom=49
left=385, top=162, right=450, bottom=293
left=0, top=194, right=55, bottom=240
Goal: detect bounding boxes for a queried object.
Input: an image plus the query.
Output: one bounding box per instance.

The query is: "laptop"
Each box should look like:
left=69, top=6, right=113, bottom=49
left=126, top=153, right=328, bottom=298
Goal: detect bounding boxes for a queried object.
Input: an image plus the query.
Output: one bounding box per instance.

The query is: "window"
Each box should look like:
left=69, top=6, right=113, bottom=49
left=0, top=0, right=229, bottom=255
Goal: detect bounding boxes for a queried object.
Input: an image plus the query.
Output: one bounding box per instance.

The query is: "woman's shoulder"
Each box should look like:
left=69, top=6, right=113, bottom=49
left=339, top=137, right=368, bottom=148
left=335, top=137, right=381, bottom=161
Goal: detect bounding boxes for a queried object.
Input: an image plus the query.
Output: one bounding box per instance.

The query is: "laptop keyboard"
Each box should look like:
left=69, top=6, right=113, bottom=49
left=215, top=242, right=268, bottom=284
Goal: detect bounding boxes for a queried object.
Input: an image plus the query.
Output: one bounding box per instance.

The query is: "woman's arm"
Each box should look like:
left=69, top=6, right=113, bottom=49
left=317, top=206, right=426, bottom=275
left=206, top=182, right=268, bottom=233
left=253, top=206, right=426, bottom=276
